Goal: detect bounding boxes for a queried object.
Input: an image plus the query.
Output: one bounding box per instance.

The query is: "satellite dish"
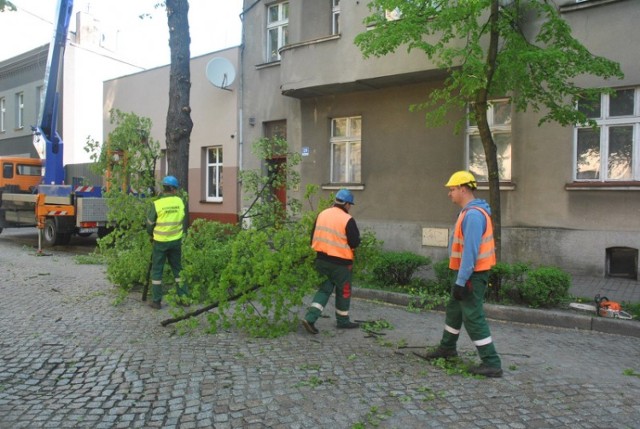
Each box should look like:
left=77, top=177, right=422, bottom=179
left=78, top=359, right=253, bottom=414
left=206, top=57, right=236, bottom=90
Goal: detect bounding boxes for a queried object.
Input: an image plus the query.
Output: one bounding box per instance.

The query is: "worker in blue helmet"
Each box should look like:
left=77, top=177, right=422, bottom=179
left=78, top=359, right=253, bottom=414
left=146, top=175, right=189, bottom=309
left=302, top=188, right=361, bottom=334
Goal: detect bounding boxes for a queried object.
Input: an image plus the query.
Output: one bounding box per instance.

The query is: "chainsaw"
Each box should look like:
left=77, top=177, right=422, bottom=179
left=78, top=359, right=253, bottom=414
left=569, top=294, right=633, bottom=320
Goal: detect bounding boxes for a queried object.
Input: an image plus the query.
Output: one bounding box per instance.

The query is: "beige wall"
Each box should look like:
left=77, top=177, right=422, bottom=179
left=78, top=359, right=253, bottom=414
left=104, top=47, right=240, bottom=224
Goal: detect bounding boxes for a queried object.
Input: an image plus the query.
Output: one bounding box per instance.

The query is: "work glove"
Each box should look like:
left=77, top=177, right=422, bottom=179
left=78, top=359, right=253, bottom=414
left=452, top=280, right=473, bottom=301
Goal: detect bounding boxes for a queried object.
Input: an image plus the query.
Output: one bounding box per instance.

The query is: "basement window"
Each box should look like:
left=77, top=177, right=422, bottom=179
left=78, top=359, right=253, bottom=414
left=606, top=246, right=638, bottom=280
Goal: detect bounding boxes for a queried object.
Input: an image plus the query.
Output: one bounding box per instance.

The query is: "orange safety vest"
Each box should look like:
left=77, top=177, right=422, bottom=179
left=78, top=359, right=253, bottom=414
left=311, top=206, right=354, bottom=261
left=449, top=206, right=496, bottom=271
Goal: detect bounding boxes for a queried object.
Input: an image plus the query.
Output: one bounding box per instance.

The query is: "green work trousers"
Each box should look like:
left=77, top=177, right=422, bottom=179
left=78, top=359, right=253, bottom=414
left=150, top=238, right=188, bottom=303
left=439, top=271, right=501, bottom=368
left=304, top=259, right=354, bottom=327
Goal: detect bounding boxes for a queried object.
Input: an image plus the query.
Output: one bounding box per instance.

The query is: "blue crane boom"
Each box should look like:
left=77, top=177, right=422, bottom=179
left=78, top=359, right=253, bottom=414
left=37, top=0, right=74, bottom=185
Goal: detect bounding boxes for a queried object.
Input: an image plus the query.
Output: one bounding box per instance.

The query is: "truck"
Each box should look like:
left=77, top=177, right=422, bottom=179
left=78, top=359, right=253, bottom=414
left=0, top=0, right=110, bottom=248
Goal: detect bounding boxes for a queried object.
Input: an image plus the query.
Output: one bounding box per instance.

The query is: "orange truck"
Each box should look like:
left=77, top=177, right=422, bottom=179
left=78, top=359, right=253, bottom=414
left=0, top=157, right=43, bottom=193
left=0, top=156, right=111, bottom=246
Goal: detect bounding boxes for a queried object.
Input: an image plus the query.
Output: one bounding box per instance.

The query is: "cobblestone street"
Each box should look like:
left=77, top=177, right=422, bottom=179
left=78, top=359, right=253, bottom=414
left=1, top=230, right=639, bottom=428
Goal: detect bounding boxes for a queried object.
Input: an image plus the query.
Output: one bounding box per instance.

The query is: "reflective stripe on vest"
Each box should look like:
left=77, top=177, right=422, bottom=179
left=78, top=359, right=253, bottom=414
left=311, top=206, right=354, bottom=260
left=153, top=195, right=185, bottom=242
left=449, top=206, right=496, bottom=271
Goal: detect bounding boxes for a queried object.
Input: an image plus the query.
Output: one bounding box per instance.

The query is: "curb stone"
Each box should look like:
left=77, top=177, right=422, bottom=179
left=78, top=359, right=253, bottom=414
left=352, top=287, right=640, bottom=338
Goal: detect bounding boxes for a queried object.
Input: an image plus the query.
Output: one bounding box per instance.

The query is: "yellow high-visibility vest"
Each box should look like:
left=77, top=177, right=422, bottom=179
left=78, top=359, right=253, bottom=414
left=152, top=195, right=185, bottom=242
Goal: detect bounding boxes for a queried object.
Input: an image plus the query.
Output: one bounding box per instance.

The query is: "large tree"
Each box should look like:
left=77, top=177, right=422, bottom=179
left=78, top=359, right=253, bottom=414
left=0, top=1, right=16, bottom=12
left=355, top=0, right=623, bottom=260
left=164, top=0, right=193, bottom=195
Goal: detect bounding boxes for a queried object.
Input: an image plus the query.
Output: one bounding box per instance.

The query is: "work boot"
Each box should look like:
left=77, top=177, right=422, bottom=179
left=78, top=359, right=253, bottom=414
left=149, top=301, right=162, bottom=310
left=469, top=364, right=503, bottom=378
left=302, top=320, right=319, bottom=335
left=423, top=347, right=458, bottom=360
left=337, top=321, right=360, bottom=329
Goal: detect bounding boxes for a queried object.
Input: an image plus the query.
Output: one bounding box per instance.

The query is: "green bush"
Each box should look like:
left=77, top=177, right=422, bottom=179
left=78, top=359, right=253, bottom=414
left=353, top=229, right=384, bottom=286
left=371, top=251, right=431, bottom=288
left=430, top=259, right=454, bottom=296
left=517, top=266, right=571, bottom=308
left=489, top=262, right=530, bottom=303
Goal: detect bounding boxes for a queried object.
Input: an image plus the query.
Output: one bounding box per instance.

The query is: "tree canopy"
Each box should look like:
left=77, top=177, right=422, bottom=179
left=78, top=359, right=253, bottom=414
left=0, top=1, right=16, bottom=12
left=355, top=0, right=623, bottom=258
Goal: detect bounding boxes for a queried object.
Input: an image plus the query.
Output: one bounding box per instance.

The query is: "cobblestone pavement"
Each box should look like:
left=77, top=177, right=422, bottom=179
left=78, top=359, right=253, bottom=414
left=1, top=231, right=639, bottom=428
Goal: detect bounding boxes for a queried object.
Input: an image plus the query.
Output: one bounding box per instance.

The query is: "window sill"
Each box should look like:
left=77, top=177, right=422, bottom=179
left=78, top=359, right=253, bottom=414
left=561, top=0, right=625, bottom=13
left=200, top=199, right=223, bottom=204
left=322, top=183, right=365, bottom=191
left=279, top=34, right=340, bottom=54
left=476, top=182, right=516, bottom=191
left=565, top=182, right=640, bottom=191
left=255, top=61, right=281, bottom=70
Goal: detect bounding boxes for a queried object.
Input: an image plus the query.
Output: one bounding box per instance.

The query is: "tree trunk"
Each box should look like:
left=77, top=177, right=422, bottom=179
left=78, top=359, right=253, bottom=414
left=475, top=0, right=502, bottom=261
left=165, top=0, right=193, bottom=195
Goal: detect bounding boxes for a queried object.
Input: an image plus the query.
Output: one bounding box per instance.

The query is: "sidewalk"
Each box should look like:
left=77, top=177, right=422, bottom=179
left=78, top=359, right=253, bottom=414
left=353, top=273, right=640, bottom=339
left=570, top=274, right=640, bottom=303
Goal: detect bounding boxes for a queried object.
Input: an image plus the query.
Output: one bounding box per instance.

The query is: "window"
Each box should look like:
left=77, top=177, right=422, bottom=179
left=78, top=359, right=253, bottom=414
left=385, top=7, right=402, bottom=21
left=267, top=2, right=288, bottom=62
left=466, top=99, right=512, bottom=182
left=16, top=92, right=24, bottom=129
left=0, top=98, right=5, bottom=132
left=331, top=116, right=361, bottom=183
left=3, top=163, right=13, bottom=179
left=36, top=86, right=43, bottom=124
left=205, top=147, right=223, bottom=202
left=575, top=88, right=639, bottom=181
left=332, top=0, right=340, bottom=35
left=17, top=163, right=43, bottom=176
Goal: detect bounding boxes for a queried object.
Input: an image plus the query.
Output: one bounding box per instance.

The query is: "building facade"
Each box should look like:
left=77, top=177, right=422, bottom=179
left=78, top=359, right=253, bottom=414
left=103, top=47, right=241, bottom=225
left=239, top=0, right=640, bottom=278
left=0, top=11, right=143, bottom=182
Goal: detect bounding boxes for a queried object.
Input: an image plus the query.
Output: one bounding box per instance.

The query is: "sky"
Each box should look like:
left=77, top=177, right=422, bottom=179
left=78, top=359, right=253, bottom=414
left=0, top=0, right=243, bottom=69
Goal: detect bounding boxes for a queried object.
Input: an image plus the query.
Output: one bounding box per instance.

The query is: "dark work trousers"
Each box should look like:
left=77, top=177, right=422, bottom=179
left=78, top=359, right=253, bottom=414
left=150, top=238, right=187, bottom=303
left=439, top=270, right=501, bottom=368
left=304, top=258, right=354, bottom=327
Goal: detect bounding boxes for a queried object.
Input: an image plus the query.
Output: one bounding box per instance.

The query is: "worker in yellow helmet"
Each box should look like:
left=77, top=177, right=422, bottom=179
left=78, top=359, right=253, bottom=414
left=422, top=171, right=502, bottom=378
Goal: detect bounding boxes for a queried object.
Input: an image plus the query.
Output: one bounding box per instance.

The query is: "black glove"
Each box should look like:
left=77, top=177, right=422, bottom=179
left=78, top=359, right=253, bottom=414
left=453, top=285, right=465, bottom=301
left=453, top=280, right=473, bottom=301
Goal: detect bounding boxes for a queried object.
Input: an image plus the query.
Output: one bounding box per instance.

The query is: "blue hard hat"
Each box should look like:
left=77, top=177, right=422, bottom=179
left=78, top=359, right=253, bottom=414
left=335, top=189, right=354, bottom=205
left=162, top=176, right=179, bottom=188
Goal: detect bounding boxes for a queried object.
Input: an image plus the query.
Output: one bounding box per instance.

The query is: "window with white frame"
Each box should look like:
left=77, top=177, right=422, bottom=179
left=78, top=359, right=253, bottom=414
left=36, top=86, right=43, bottom=124
left=267, top=2, right=288, bottom=62
left=575, top=87, right=639, bottom=181
left=466, top=99, right=512, bottom=182
left=0, top=98, right=5, bottom=132
left=16, top=92, right=24, bottom=129
left=205, top=147, right=223, bottom=202
left=331, top=116, right=361, bottom=183
left=332, top=0, right=340, bottom=35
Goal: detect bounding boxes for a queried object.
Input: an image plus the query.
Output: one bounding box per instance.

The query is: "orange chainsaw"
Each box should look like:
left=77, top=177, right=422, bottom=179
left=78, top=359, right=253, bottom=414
left=569, top=294, right=633, bottom=320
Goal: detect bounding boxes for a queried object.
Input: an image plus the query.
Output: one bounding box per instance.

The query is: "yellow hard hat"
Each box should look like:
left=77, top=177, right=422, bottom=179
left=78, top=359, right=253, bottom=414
left=445, top=171, right=477, bottom=189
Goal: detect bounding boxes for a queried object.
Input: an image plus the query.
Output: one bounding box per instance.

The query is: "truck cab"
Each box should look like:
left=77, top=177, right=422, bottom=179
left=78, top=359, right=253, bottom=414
left=0, top=157, right=43, bottom=193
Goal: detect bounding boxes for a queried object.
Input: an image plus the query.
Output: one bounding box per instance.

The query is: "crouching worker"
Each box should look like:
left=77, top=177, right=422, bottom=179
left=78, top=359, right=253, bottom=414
left=302, top=189, right=361, bottom=334
left=146, top=175, right=189, bottom=309
left=423, top=171, right=503, bottom=378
